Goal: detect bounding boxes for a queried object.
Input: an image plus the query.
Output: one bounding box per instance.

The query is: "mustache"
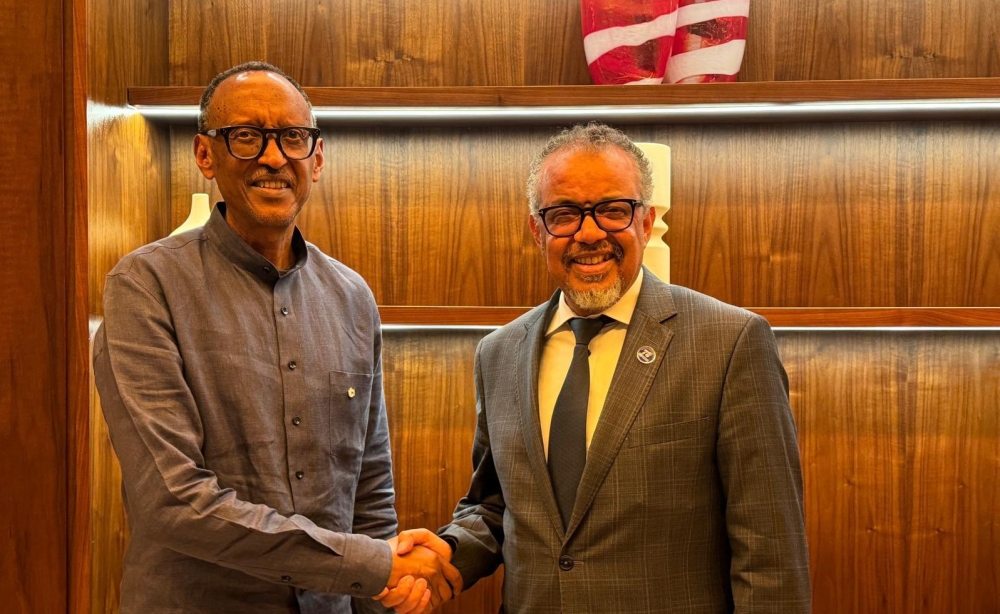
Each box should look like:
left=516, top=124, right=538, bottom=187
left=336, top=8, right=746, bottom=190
left=248, top=170, right=295, bottom=186
left=562, top=241, right=624, bottom=268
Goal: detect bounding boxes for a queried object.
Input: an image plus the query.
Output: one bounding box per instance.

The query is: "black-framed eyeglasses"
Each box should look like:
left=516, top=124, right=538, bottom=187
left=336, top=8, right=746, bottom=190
left=537, top=199, right=642, bottom=237
left=201, top=125, right=321, bottom=160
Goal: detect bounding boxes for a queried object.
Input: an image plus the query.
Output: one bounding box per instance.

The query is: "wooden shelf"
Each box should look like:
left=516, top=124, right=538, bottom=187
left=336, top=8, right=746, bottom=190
left=378, top=306, right=1000, bottom=328
left=128, top=78, right=1000, bottom=125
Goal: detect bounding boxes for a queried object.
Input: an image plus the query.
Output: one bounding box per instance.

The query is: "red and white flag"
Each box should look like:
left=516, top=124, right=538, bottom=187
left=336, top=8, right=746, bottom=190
left=581, top=0, right=680, bottom=85
left=667, top=0, right=750, bottom=83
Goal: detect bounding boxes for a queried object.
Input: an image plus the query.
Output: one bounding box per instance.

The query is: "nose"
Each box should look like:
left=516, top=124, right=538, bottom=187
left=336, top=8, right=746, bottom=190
left=257, top=134, right=288, bottom=169
left=573, top=210, right=608, bottom=244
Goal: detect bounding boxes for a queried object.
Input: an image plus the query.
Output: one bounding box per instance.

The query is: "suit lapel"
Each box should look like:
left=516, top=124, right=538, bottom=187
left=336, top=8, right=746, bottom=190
left=565, top=271, right=678, bottom=539
left=516, top=292, right=566, bottom=535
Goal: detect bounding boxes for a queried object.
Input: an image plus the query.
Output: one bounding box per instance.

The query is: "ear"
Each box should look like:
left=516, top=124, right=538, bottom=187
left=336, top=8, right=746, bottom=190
left=194, top=134, right=216, bottom=180
left=311, top=138, right=325, bottom=182
left=528, top=213, right=545, bottom=249
left=640, top=205, right=656, bottom=247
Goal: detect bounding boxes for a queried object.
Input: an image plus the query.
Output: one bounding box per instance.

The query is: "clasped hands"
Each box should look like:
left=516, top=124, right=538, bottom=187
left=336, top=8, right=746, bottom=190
left=375, top=529, right=463, bottom=614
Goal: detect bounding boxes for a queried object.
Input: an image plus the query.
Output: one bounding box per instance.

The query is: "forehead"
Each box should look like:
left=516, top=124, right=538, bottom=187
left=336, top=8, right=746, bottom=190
left=538, top=146, right=640, bottom=204
left=208, top=71, right=312, bottom=127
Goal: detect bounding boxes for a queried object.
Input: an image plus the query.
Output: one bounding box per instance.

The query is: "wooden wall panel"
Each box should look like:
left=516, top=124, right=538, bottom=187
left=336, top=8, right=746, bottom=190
left=639, top=121, right=1000, bottom=308
left=170, top=122, right=1000, bottom=308
left=87, top=0, right=171, bottom=317
left=744, top=0, right=1000, bottom=81
left=383, top=330, right=503, bottom=614
left=87, top=1, right=170, bottom=612
left=781, top=332, right=1000, bottom=614
left=166, top=0, right=1000, bottom=86
left=0, top=0, right=87, bottom=611
left=168, top=0, right=590, bottom=87
left=88, top=320, right=129, bottom=614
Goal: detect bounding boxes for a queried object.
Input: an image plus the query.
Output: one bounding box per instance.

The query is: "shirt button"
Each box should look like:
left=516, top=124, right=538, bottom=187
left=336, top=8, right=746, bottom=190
left=351, top=582, right=362, bottom=592
left=292, top=417, right=301, bottom=426
left=558, top=555, right=574, bottom=571
left=295, top=471, right=304, bottom=480
left=288, top=360, right=297, bottom=370
left=280, top=307, right=289, bottom=316
left=348, top=387, right=356, bottom=398
left=281, top=575, right=291, bottom=583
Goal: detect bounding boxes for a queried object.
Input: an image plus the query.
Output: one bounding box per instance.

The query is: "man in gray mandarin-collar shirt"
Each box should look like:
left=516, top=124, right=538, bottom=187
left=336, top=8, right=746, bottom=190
left=93, top=61, right=460, bottom=614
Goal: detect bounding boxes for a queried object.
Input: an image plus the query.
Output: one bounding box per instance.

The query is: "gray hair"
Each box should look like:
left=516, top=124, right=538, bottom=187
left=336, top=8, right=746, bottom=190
left=525, top=122, right=654, bottom=216
left=198, top=61, right=316, bottom=133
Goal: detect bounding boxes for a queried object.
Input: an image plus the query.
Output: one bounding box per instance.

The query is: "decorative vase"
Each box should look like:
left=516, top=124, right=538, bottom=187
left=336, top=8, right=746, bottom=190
left=666, top=0, right=750, bottom=84
left=170, top=193, right=212, bottom=237
left=581, top=0, right=680, bottom=85
left=636, top=143, right=671, bottom=282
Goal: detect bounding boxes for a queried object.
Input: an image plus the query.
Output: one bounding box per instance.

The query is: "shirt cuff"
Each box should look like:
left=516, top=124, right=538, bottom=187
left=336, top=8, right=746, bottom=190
left=340, top=533, right=394, bottom=597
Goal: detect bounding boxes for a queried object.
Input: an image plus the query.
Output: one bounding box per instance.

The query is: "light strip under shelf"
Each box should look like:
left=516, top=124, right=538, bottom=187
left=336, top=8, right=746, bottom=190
left=131, top=98, right=1000, bottom=124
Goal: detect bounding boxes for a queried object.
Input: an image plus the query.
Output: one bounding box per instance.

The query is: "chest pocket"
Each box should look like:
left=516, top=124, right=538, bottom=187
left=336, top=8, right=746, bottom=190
left=329, top=370, right=373, bottom=467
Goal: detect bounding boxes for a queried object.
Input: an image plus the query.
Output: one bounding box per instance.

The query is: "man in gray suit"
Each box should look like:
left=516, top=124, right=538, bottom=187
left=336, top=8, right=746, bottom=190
left=386, top=123, right=810, bottom=613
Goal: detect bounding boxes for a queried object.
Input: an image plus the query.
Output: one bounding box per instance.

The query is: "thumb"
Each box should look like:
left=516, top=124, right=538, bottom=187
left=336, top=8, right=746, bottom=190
left=395, top=531, right=415, bottom=555
left=406, top=528, right=452, bottom=560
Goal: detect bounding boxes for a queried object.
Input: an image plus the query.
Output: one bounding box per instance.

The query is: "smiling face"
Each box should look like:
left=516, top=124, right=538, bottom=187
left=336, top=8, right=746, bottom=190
left=194, top=70, right=324, bottom=239
left=529, top=146, right=655, bottom=315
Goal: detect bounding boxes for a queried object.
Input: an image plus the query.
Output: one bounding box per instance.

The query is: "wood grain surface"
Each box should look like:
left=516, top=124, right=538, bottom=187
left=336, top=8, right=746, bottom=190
left=164, top=0, right=1000, bottom=87
left=744, top=0, right=1000, bottom=81
left=168, top=0, right=590, bottom=87
left=782, top=331, right=1000, bottom=614
left=86, top=1, right=170, bottom=611
left=68, top=1, right=92, bottom=612
left=0, top=0, right=88, bottom=611
left=87, top=0, right=171, bottom=318
left=382, top=331, right=504, bottom=614
left=88, top=319, right=129, bottom=614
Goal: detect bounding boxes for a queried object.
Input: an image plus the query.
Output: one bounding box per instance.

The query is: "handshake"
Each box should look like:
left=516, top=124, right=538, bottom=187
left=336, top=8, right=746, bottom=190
left=375, top=529, right=463, bottom=614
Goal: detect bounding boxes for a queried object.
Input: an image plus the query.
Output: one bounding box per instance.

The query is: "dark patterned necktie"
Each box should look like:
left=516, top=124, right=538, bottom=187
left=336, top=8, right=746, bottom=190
left=547, top=315, right=612, bottom=528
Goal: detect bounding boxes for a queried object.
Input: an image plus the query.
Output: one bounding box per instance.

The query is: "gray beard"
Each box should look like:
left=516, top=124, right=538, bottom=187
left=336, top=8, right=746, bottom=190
left=564, top=275, right=626, bottom=314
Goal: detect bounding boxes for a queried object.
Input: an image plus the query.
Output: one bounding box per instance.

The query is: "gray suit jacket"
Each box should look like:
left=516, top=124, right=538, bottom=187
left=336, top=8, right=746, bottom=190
left=440, top=271, right=810, bottom=613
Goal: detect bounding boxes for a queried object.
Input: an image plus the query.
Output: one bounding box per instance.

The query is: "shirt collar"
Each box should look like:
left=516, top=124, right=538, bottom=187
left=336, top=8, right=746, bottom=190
left=545, top=268, right=644, bottom=337
left=204, top=202, right=309, bottom=284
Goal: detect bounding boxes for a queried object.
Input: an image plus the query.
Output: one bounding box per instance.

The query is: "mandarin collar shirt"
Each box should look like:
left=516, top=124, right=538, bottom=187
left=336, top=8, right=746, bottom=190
left=93, top=203, right=396, bottom=614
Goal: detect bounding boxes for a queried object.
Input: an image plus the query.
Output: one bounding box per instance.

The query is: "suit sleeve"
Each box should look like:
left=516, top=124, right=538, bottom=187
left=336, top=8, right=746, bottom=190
left=95, top=270, right=393, bottom=598
left=717, top=314, right=811, bottom=613
left=437, top=341, right=505, bottom=590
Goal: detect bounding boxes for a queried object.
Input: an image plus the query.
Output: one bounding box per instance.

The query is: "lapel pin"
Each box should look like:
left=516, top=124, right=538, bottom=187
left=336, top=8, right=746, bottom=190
left=636, top=346, right=656, bottom=364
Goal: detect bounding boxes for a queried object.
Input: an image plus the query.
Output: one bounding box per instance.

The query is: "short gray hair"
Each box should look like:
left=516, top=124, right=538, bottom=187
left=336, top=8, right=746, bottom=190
left=525, top=122, right=654, bottom=216
left=198, top=61, right=316, bottom=133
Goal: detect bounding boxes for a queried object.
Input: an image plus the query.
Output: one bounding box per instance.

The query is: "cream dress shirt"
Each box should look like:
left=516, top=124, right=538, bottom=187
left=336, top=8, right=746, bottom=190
left=539, top=268, right=644, bottom=458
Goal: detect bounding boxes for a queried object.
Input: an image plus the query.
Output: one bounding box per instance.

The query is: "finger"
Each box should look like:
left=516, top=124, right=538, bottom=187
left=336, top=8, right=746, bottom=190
left=395, top=531, right=415, bottom=556
left=394, top=578, right=427, bottom=614
left=373, top=587, right=390, bottom=602
left=442, top=561, right=464, bottom=595
left=429, top=573, right=453, bottom=605
left=380, top=576, right=415, bottom=609
left=417, top=588, right=432, bottom=614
